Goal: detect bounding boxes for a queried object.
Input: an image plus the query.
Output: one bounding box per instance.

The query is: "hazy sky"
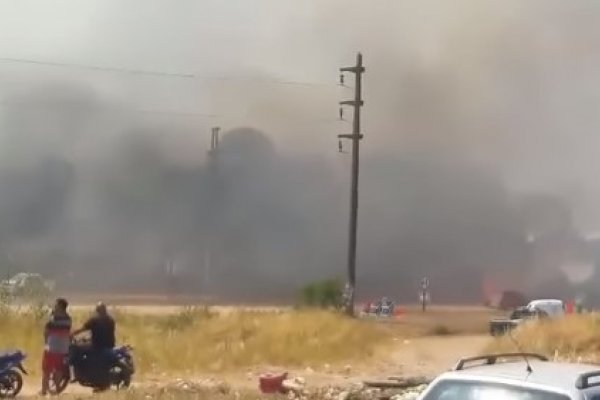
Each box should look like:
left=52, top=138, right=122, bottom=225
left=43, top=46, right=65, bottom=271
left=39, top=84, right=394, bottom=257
left=0, top=0, right=598, bottom=214
left=1, top=0, right=597, bottom=177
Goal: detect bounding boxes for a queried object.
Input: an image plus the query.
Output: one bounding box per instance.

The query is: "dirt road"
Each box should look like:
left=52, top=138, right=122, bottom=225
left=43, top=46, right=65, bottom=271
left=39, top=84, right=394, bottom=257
left=167, top=334, right=490, bottom=392
left=253, top=334, right=490, bottom=388
left=386, top=335, right=490, bottom=376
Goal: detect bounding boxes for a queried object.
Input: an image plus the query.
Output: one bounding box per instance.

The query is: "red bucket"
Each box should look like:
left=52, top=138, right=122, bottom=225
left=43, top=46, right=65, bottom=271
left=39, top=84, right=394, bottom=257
left=259, top=372, right=288, bottom=394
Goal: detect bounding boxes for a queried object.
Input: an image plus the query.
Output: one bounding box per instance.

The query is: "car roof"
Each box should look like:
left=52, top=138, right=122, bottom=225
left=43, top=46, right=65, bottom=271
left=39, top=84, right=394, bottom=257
left=528, top=299, right=563, bottom=305
left=440, top=359, right=600, bottom=394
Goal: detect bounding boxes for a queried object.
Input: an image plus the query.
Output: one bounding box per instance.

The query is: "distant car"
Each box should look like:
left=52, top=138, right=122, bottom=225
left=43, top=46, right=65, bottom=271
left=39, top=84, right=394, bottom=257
left=418, top=353, right=600, bottom=399
left=489, top=306, right=538, bottom=336
left=489, top=299, right=564, bottom=336
left=0, top=273, right=54, bottom=298
left=527, top=299, right=565, bottom=317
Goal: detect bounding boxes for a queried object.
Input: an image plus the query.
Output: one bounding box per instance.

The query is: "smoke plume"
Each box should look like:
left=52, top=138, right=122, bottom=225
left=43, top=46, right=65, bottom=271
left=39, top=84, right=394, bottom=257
left=0, top=1, right=599, bottom=302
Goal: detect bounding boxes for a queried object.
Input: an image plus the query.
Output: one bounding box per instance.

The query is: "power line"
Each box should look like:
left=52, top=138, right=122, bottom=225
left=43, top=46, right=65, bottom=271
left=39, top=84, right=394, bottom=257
left=0, top=55, right=343, bottom=88
left=266, top=117, right=345, bottom=126
left=0, top=100, right=217, bottom=119
left=135, top=108, right=217, bottom=119
left=0, top=100, right=347, bottom=126
left=0, top=56, right=195, bottom=78
left=204, top=75, right=339, bottom=88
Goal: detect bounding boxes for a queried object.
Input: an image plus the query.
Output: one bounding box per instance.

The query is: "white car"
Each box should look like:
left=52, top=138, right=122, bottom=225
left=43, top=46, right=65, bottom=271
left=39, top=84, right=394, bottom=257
left=526, top=299, right=565, bottom=318
left=489, top=298, right=565, bottom=336
left=418, top=353, right=600, bottom=400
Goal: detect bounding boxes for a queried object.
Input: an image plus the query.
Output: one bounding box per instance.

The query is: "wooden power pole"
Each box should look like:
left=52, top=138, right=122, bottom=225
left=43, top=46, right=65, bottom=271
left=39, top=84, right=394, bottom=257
left=339, top=53, right=365, bottom=316
left=205, top=126, right=220, bottom=296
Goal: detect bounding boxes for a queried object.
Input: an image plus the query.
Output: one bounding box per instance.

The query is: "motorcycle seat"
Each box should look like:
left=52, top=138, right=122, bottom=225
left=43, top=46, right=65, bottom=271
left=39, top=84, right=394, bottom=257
left=0, top=350, right=22, bottom=364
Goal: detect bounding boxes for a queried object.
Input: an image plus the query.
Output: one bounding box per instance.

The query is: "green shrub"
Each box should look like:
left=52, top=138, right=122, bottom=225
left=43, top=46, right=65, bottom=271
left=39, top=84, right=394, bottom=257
left=301, top=279, right=343, bottom=309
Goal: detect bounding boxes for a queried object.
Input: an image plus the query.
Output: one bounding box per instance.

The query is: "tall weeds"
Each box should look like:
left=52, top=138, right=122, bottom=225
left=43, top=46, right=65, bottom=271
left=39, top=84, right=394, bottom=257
left=486, top=314, right=600, bottom=363
left=0, top=307, right=392, bottom=376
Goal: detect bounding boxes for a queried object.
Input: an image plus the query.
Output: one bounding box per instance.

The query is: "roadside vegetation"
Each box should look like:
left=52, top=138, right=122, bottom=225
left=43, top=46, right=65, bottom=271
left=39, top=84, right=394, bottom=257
left=300, top=279, right=344, bottom=309
left=486, top=314, right=600, bottom=362
left=0, top=305, right=393, bottom=376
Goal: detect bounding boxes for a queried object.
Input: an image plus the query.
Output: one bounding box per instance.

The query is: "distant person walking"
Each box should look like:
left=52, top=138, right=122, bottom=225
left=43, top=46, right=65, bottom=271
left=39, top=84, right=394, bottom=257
left=41, top=298, right=71, bottom=396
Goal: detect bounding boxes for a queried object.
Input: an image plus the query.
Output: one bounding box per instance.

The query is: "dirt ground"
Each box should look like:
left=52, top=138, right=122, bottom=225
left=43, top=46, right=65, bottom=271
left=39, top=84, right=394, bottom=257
left=18, top=301, right=497, bottom=398
left=214, top=334, right=491, bottom=390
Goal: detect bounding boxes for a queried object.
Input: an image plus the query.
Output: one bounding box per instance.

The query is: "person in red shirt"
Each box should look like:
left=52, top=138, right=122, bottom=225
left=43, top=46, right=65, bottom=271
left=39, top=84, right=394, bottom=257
left=41, top=298, right=71, bottom=396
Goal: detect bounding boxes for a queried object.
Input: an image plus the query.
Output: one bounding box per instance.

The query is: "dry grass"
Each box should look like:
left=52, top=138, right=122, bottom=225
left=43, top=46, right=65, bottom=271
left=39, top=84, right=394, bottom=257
left=27, top=387, right=267, bottom=400
left=0, top=307, right=393, bottom=376
left=486, top=314, right=600, bottom=363
left=393, top=306, right=499, bottom=336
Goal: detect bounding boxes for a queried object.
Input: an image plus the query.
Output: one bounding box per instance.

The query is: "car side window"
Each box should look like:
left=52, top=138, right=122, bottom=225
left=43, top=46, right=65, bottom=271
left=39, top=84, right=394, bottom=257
left=422, top=380, right=570, bottom=400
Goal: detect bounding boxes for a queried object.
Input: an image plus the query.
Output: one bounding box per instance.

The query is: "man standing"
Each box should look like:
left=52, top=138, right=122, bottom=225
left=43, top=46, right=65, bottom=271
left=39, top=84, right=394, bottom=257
left=41, top=298, right=71, bottom=396
left=71, top=302, right=116, bottom=391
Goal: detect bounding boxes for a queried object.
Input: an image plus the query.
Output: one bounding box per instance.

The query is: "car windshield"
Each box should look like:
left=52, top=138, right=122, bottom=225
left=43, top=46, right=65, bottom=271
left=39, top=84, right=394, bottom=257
left=510, top=309, right=531, bottom=319
left=421, top=380, right=569, bottom=400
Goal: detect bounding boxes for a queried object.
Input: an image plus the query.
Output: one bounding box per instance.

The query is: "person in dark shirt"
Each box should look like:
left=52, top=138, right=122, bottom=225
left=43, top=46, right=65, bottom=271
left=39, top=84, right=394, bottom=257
left=72, top=302, right=116, bottom=350
left=71, top=302, right=116, bottom=391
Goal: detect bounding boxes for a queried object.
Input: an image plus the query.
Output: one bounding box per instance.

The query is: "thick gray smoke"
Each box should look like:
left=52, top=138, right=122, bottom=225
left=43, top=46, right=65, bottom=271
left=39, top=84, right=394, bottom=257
left=0, top=1, right=599, bottom=302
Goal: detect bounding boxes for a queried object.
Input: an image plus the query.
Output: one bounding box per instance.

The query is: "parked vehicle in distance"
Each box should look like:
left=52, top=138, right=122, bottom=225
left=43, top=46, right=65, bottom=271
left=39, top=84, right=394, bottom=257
left=0, top=273, right=54, bottom=299
left=361, top=297, right=395, bottom=317
left=418, top=353, right=600, bottom=400
left=489, top=306, right=538, bottom=336
left=489, top=299, right=564, bottom=336
left=528, top=299, right=565, bottom=318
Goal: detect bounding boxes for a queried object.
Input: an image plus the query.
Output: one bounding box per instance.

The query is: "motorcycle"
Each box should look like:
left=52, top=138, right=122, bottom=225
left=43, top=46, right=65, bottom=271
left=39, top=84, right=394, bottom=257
left=49, top=338, right=134, bottom=394
left=0, top=350, right=27, bottom=398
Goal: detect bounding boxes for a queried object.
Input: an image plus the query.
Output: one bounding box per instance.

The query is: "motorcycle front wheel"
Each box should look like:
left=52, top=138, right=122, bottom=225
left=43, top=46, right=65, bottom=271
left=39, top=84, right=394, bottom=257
left=0, top=370, right=22, bottom=398
left=110, top=360, right=132, bottom=390
left=48, top=368, right=69, bottom=395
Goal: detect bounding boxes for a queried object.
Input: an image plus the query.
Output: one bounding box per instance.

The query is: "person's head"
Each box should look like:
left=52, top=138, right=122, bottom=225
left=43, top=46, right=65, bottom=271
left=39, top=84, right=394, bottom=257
left=54, top=298, right=68, bottom=314
left=95, top=301, right=107, bottom=316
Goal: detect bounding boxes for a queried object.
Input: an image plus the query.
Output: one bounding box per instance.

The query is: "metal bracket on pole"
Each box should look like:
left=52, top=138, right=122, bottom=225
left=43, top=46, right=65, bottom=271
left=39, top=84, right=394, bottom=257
left=340, top=100, right=364, bottom=107
left=340, top=66, right=365, bottom=73
left=338, top=134, right=364, bottom=140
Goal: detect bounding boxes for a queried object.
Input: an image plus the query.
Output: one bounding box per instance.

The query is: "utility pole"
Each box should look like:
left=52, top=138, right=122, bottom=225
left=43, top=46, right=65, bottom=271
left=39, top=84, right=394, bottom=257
left=420, top=277, right=430, bottom=312
left=205, top=126, right=220, bottom=297
left=209, top=126, right=220, bottom=155
left=339, top=53, right=365, bottom=316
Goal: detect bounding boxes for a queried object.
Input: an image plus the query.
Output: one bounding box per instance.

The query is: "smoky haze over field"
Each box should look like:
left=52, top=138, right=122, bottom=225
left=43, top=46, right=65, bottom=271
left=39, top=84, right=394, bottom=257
left=0, top=0, right=598, bottom=301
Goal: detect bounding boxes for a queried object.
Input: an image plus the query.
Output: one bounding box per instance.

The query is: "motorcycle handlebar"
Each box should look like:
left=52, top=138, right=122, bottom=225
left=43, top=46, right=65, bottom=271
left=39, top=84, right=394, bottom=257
left=69, top=336, right=133, bottom=351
